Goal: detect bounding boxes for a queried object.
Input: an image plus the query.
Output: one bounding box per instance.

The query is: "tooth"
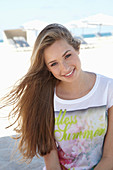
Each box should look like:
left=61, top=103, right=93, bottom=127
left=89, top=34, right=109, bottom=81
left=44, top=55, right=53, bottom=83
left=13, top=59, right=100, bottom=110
left=66, top=70, right=73, bottom=76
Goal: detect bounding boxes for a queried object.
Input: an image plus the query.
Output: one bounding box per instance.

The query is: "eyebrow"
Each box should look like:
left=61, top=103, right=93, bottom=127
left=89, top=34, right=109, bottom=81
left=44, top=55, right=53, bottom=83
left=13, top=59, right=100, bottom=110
left=62, top=50, right=71, bottom=57
left=48, top=50, right=71, bottom=65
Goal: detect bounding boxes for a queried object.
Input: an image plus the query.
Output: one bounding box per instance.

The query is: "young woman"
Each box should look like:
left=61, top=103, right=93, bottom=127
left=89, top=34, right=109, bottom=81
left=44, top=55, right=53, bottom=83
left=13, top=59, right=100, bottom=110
left=1, top=24, right=113, bottom=170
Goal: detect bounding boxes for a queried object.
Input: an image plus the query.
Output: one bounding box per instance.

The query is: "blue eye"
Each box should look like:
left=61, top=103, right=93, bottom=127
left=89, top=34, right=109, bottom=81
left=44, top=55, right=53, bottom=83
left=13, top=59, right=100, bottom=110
left=51, top=62, right=57, bottom=67
left=65, top=54, right=71, bottom=59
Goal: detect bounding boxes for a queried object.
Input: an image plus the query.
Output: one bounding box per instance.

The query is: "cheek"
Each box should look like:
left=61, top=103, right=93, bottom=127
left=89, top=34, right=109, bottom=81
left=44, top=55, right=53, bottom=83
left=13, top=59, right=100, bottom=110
left=50, top=67, right=60, bottom=76
left=73, top=56, right=81, bottom=67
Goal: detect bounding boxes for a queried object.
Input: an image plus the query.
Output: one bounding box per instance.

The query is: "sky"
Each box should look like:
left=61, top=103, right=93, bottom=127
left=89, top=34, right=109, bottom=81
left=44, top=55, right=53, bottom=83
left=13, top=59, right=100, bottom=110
left=0, top=0, right=113, bottom=39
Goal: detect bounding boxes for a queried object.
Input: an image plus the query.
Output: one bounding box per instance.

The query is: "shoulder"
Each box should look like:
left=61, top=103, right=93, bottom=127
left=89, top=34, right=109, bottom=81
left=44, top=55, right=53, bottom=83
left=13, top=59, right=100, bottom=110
left=97, top=74, right=113, bottom=109
left=87, top=72, right=113, bottom=85
left=98, top=73, right=113, bottom=82
left=97, top=73, right=113, bottom=88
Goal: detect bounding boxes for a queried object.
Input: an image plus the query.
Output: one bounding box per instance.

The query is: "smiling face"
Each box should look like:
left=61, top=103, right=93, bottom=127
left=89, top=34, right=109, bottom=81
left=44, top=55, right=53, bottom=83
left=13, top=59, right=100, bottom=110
left=44, top=39, right=81, bottom=84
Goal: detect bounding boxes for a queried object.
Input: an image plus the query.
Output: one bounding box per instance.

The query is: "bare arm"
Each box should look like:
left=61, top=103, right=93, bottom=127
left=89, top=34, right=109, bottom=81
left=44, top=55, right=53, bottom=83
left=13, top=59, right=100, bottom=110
left=94, top=106, right=113, bottom=170
left=43, top=149, right=61, bottom=170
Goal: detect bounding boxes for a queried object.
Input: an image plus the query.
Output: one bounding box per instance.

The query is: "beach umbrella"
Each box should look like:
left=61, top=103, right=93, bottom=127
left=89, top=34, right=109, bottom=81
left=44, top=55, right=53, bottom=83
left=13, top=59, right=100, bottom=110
left=22, top=20, right=48, bottom=31
left=65, top=20, right=96, bottom=34
left=81, top=13, right=113, bottom=32
left=65, top=20, right=94, bottom=29
left=82, top=13, right=113, bottom=26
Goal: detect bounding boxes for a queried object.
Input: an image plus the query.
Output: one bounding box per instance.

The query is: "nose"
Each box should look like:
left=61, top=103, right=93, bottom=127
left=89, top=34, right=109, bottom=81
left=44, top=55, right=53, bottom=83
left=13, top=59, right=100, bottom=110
left=60, top=61, right=69, bottom=74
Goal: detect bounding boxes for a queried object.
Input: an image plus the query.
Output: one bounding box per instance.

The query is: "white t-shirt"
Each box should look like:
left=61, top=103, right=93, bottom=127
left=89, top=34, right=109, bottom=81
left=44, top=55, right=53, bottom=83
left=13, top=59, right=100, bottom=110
left=54, top=74, right=113, bottom=170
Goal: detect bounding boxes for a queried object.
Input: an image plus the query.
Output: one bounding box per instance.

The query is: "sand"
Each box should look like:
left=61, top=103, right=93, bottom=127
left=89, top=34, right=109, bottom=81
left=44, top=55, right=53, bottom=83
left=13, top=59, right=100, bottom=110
left=0, top=136, right=45, bottom=170
left=0, top=41, right=113, bottom=169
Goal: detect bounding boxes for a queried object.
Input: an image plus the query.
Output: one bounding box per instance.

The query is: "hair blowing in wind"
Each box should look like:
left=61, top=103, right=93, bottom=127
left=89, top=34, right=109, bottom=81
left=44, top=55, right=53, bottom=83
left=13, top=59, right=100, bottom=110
left=0, top=23, right=80, bottom=162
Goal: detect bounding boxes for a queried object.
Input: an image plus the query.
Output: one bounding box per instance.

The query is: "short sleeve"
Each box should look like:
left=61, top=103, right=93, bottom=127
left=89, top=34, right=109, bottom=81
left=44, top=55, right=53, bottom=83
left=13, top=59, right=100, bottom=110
left=107, top=79, right=113, bottom=109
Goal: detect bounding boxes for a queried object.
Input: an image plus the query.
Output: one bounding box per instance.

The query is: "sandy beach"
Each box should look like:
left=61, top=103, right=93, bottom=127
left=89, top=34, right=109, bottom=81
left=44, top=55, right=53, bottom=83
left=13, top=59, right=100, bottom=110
left=0, top=41, right=113, bottom=169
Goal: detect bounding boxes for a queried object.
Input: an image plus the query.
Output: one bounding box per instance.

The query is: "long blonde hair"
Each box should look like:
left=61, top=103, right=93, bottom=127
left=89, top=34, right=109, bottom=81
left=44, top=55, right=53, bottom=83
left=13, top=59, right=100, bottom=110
left=1, top=23, right=81, bottom=161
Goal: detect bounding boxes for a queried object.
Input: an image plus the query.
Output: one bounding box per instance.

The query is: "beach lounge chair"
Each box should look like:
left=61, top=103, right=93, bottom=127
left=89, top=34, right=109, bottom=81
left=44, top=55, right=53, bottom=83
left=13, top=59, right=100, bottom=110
left=3, top=29, right=32, bottom=51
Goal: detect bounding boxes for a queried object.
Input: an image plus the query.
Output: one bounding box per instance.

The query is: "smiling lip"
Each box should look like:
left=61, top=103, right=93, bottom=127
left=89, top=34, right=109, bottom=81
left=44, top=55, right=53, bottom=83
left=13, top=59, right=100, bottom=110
left=64, top=68, right=75, bottom=77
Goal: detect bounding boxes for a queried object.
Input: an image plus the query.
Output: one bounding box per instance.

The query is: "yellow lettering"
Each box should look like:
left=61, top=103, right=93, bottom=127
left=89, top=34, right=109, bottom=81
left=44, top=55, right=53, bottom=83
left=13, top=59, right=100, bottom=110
left=94, top=128, right=105, bottom=137
left=60, top=124, right=68, bottom=141
left=59, top=109, right=67, bottom=124
left=64, top=117, right=70, bottom=125
left=55, top=110, right=106, bottom=141
left=87, top=130, right=93, bottom=139
left=67, top=133, right=71, bottom=140
left=99, top=128, right=105, bottom=135
left=72, top=131, right=82, bottom=139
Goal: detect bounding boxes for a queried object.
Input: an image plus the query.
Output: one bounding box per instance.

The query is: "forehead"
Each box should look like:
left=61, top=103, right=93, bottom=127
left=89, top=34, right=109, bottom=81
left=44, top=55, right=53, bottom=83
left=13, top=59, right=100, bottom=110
left=44, top=39, right=73, bottom=58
